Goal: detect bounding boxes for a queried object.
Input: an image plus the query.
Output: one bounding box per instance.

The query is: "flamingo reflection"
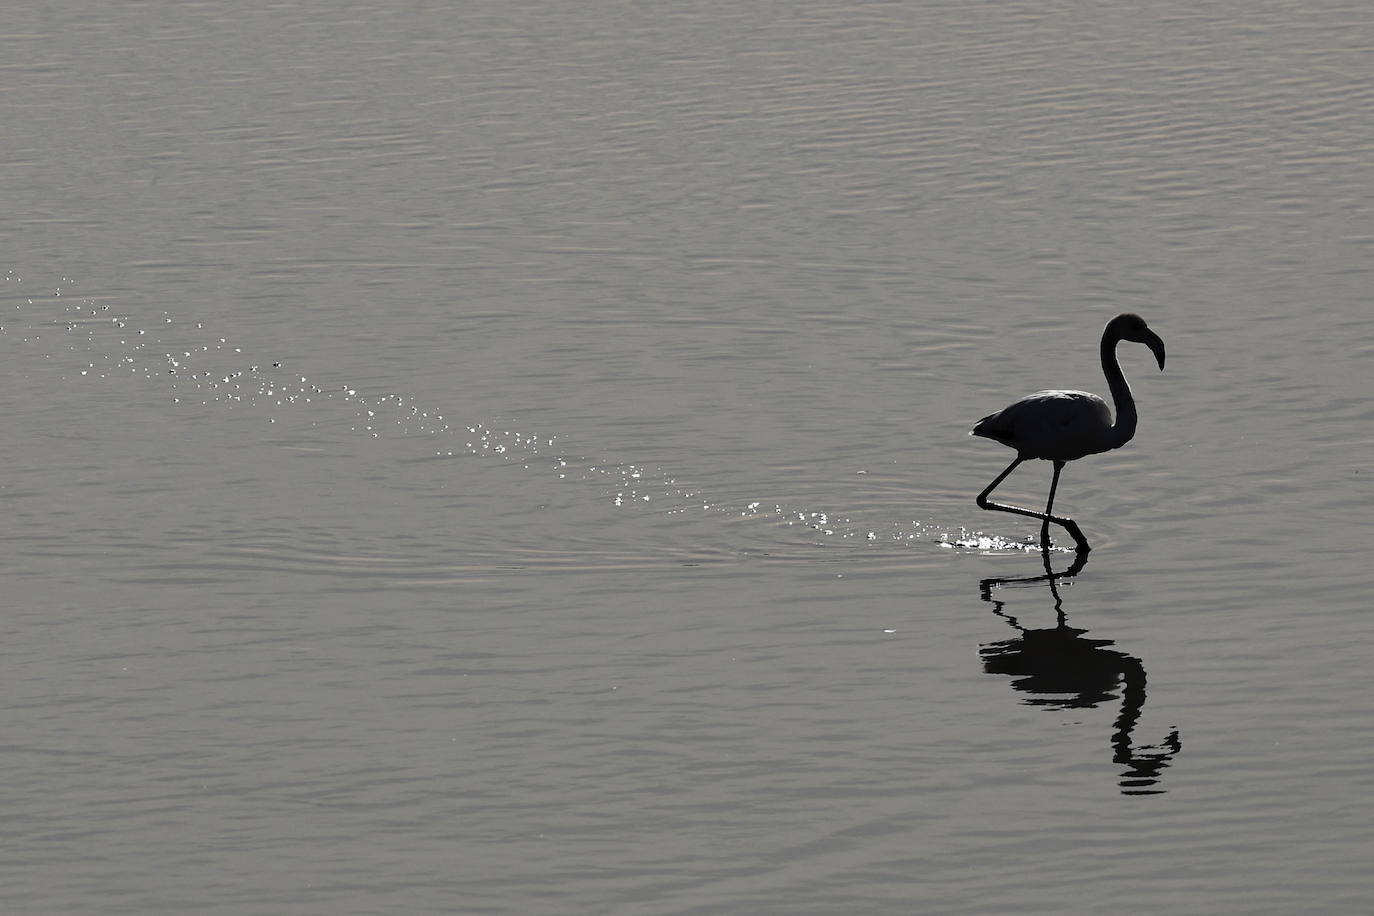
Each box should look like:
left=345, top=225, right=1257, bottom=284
left=979, top=549, right=1182, bottom=795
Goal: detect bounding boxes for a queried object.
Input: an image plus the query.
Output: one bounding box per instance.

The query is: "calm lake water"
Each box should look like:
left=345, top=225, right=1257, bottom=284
left=3, top=0, right=1373, bottom=912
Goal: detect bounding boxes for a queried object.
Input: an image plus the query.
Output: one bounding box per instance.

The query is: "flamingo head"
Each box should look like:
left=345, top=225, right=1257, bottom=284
left=1110, top=313, right=1166, bottom=370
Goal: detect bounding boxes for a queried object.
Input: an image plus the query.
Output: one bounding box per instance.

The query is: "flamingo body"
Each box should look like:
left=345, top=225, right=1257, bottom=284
left=972, top=389, right=1115, bottom=462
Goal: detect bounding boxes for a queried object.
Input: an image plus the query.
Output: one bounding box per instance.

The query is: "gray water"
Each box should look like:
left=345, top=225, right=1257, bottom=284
left=3, top=0, right=1373, bottom=912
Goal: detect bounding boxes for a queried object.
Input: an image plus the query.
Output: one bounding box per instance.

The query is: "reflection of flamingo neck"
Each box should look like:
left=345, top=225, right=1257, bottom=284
left=1111, top=657, right=1148, bottom=764
left=1101, top=331, right=1137, bottom=450
left=1111, top=657, right=1182, bottom=794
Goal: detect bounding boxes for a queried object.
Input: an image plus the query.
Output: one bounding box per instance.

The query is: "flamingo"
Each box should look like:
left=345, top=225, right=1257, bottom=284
left=971, top=313, right=1166, bottom=552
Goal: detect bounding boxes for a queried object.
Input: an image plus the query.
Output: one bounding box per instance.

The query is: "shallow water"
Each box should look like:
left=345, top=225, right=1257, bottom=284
left=3, top=0, right=1374, bottom=912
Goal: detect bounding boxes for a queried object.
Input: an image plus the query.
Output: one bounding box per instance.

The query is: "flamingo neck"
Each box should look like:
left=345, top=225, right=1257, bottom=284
left=1101, top=332, right=1137, bottom=449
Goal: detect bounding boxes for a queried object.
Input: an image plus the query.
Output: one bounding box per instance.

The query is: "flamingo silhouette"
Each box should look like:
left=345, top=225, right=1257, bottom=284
left=971, top=313, right=1166, bottom=551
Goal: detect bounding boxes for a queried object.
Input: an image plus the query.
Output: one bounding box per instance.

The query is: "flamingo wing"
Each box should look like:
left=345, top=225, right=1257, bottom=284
left=972, top=389, right=1114, bottom=461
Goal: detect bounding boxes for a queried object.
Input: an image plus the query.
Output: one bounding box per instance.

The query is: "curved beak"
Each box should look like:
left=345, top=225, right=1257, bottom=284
left=1146, top=330, right=1166, bottom=370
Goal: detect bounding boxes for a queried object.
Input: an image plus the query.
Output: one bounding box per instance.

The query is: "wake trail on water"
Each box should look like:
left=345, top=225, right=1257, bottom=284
left=5, top=273, right=1045, bottom=556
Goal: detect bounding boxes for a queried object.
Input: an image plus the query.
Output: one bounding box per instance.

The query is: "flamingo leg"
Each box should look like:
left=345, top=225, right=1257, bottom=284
left=976, top=456, right=1024, bottom=507
left=976, top=457, right=1090, bottom=552
left=1041, top=460, right=1063, bottom=549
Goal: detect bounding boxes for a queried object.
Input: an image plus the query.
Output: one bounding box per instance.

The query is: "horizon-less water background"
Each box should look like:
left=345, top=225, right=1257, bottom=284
left=4, top=1, right=1374, bottom=912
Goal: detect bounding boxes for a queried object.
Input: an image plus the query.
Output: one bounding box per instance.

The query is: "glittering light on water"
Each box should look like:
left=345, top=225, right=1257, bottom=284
left=10, top=276, right=986, bottom=552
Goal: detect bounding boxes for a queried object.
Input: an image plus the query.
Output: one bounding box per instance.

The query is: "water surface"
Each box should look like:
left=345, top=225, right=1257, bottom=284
left=3, top=0, right=1373, bottom=912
